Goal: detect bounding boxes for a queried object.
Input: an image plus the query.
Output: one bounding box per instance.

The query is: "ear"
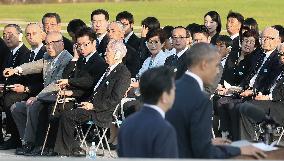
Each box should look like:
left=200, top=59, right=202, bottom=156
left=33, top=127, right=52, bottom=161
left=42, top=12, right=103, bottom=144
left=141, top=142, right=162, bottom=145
left=18, top=33, right=23, bottom=42
left=200, top=59, right=208, bottom=71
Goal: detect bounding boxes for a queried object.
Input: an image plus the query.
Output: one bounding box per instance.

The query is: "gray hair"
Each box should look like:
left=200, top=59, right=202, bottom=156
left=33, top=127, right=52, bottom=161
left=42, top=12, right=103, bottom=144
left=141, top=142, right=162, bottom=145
left=109, top=21, right=125, bottom=32
left=107, top=40, right=127, bottom=61
left=4, top=24, right=23, bottom=33
left=186, top=42, right=219, bottom=67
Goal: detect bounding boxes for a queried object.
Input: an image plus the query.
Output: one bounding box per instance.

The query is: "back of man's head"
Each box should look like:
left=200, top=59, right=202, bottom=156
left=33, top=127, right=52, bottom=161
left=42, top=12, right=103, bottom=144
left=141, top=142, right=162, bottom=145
left=141, top=17, right=160, bottom=30
left=186, top=42, right=218, bottom=68
left=140, top=66, right=175, bottom=105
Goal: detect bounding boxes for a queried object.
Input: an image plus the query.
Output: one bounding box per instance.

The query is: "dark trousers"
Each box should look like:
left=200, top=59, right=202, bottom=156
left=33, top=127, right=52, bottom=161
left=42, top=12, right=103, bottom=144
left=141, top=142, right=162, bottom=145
left=54, top=108, right=94, bottom=156
left=1, top=91, right=28, bottom=143
left=11, top=100, right=44, bottom=144
left=217, top=97, right=242, bottom=141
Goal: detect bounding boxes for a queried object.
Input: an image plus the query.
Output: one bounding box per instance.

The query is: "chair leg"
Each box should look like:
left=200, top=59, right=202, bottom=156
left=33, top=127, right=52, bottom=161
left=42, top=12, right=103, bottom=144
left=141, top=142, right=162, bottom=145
left=277, top=128, right=284, bottom=145
left=80, top=124, right=93, bottom=148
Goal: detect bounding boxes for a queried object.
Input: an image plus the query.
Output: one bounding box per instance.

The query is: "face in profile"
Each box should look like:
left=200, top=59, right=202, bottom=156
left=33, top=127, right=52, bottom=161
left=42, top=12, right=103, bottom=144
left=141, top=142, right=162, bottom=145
left=203, top=53, right=221, bottom=86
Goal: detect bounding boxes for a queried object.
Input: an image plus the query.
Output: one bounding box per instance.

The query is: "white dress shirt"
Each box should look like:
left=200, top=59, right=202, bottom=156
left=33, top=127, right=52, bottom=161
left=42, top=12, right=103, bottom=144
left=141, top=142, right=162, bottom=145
left=124, top=31, right=134, bottom=44
left=11, top=43, right=23, bottom=55
left=176, top=47, right=189, bottom=58
left=144, top=103, right=165, bottom=119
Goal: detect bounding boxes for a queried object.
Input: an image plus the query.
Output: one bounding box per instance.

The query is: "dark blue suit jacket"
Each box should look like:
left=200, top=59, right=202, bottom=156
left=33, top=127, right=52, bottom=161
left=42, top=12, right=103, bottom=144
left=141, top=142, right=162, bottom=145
left=166, top=74, right=240, bottom=158
left=117, top=105, right=178, bottom=158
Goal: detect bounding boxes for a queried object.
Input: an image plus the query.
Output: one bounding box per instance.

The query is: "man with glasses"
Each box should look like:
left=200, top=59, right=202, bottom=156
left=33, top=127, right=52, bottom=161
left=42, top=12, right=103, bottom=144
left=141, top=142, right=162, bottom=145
left=116, top=11, right=140, bottom=50
left=165, top=26, right=191, bottom=79
left=4, top=31, right=73, bottom=155
left=0, top=24, right=30, bottom=150
left=42, top=13, right=73, bottom=55
left=91, top=9, right=109, bottom=58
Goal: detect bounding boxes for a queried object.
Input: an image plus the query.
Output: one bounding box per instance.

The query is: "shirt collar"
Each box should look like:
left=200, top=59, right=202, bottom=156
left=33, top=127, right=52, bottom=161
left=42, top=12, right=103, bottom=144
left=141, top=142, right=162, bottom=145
left=124, top=31, right=133, bottom=43
left=264, top=49, right=275, bottom=58
left=176, top=47, right=188, bottom=58
left=31, top=43, right=43, bottom=55
left=108, top=62, right=120, bottom=74
left=97, top=32, right=107, bottom=44
left=11, top=43, right=23, bottom=55
left=84, top=51, right=95, bottom=62
left=185, top=70, right=204, bottom=91
left=230, top=33, right=239, bottom=40
left=144, top=103, right=165, bottom=119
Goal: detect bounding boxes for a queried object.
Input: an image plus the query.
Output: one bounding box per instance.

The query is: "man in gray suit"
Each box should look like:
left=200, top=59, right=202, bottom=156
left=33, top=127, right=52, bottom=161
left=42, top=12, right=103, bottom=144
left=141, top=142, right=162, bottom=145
left=3, top=32, right=73, bottom=154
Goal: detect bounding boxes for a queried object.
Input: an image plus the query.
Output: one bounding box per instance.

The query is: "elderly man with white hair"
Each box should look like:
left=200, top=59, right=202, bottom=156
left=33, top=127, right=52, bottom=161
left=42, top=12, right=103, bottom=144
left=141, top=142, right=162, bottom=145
left=53, top=40, right=131, bottom=156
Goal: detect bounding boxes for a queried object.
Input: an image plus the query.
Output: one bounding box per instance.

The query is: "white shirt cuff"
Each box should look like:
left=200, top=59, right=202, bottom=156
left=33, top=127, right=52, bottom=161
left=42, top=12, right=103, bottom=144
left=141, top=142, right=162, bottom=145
left=15, top=67, right=23, bottom=75
left=268, top=94, right=273, bottom=100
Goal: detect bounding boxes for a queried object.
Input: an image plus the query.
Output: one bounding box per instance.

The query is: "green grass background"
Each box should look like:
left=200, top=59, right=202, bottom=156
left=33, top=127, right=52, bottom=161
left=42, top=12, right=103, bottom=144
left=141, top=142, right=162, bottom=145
left=0, top=0, right=283, bottom=39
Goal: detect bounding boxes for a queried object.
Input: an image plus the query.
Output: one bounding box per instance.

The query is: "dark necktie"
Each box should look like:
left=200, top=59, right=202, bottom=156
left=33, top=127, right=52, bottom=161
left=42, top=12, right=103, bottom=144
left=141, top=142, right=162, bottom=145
left=82, top=57, right=87, bottom=64
left=29, top=51, right=35, bottom=62
left=96, top=39, right=99, bottom=50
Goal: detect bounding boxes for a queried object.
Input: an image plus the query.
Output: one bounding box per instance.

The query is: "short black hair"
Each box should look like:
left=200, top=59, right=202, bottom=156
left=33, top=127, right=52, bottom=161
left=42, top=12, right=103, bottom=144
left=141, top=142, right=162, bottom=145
left=91, top=9, right=109, bottom=21
left=216, top=35, right=233, bottom=48
left=173, top=26, right=191, bottom=38
left=140, top=66, right=175, bottom=105
left=272, top=25, right=284, bottom=43
left=243, top=18, right=259, bottom=33
left=227, top=11, right=244, bottom=24
left=242, top=29, right=260, bottom=48
left=204, top=11, right=222, bottom=34
left=42, top=13, right=61, bottom=24
left=116, top=11, right=134, bottom=24
left=186, top=43, right=219, bottom=67
left=146, top=28, right=167, bottom=44
left=75, top=27, right=96, bottom=42
left=163, top=25, right=174, bottom=39
left=141, top=17, right=160, bottom=30
left=192, top=25, right=210, bottom=38
left=186, top=23, right=200, bottom=36
left=67, top=19, right=86, bottom=34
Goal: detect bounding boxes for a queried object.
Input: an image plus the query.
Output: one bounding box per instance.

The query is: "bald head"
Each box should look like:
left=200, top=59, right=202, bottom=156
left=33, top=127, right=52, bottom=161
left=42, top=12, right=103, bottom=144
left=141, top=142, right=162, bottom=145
left=45, top=31, right=64, bottom=57
left=261, top=27, right=281, bottom=52
left=25, top=23, right=44, bottom=48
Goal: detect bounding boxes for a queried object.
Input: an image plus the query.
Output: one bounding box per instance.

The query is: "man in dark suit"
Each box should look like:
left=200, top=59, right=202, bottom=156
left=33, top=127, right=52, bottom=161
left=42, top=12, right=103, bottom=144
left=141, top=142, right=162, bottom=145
left=118, top=66, right=178, bottom=158
left=91, top=9, right=109, bottom=58
left=166, top=43, right=266, bottom=159
left=164, top=26, right=190, bottom=80
left=57, top=27, right=107, bottom=102
left=0, top=37, right=9, bottom=77
left=42, top=13, right=73, bottom=55
left=226, top=11, right=244, bottom=52
left=4, top=32, right=72, bottom=153
left=116, top=11, right=140, bottom=50
left=237, top=47, right=284, bottom=140
left=107, top=21, right=140, bottom=77
left=0, top=24, right=30, bottom=149
left=53, top=40, right=130, bottom=156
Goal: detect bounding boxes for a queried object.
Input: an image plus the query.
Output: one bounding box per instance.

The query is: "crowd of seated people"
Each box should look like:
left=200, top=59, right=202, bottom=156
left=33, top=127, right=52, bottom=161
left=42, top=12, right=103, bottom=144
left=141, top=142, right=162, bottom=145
left=0, top=8, right=283, bottom=159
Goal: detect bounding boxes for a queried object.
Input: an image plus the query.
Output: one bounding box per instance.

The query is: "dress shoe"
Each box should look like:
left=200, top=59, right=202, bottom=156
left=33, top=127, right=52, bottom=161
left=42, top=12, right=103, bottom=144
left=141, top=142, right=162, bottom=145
left=15, top=143, right=34, bottom=155
left=72, top=147, right=86, bottom=157
left=45, top=148, right=58, bottom=156
left=24, top=146, right=44, bottom=156
left=0, top=139, right=19, bottom=150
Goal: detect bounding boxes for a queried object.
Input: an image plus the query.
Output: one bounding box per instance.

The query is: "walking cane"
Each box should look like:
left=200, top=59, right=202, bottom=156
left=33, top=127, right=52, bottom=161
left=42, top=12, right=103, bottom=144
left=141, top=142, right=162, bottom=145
left=41, top=89, right=66, bottom=155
